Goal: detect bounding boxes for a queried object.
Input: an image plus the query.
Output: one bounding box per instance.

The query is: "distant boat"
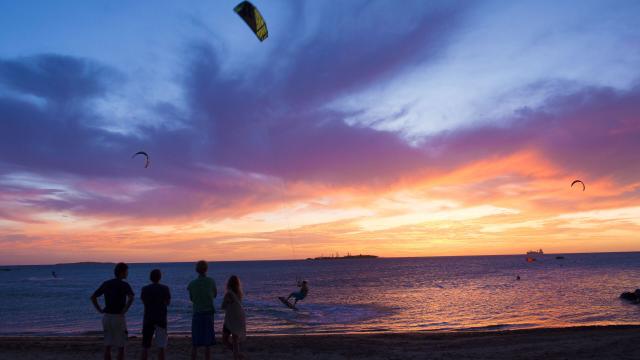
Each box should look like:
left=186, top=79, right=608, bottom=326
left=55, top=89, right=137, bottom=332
left=555, top=256, right=565, bottom=260
left=306, top=253, right=378, bottom=260
left=526, top=249, right=544, bottom=256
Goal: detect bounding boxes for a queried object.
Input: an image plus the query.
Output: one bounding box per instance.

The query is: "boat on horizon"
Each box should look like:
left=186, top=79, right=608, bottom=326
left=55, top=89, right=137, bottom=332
left=526, top=249, right=544, bottom=256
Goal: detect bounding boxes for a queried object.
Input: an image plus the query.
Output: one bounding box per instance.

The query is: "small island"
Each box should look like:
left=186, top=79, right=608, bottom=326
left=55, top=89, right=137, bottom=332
left=306, top=253, right=378, bottom=260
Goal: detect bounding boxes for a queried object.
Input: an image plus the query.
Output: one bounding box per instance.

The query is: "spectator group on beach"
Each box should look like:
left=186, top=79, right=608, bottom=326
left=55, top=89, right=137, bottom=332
left=90, top=260, right=247, bottom=360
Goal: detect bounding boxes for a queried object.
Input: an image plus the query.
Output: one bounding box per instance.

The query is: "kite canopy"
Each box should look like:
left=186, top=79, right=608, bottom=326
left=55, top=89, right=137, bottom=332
left=132, top=151, right=150, bottom=168
left=234, top=1, right=268, bottom=41
left=571, top=179, right=585, bottom=191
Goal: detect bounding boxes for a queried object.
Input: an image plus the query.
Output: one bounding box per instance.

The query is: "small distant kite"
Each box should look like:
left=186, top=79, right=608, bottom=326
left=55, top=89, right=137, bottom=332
left=132, top=151, right=150, bottom=168
left=571, top=180, right=585, bottom=191
left=234, top=1, right=268, bottom=42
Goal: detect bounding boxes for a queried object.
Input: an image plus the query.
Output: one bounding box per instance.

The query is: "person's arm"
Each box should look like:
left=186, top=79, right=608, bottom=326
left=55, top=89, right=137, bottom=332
left=122, top=293, right=134, bottom=314
left=90, top=284, right=104, bottom=314
left=91, top=295, right=104, bottom=313
left=166, top=287, right=171, bottom=306
left=121, top=284, right=134, bottom=314
left=212, top=279, right=217, bottom=299
left=140, top=287, right=146, bottom=306
left=221, top=293, right=229, bottom=310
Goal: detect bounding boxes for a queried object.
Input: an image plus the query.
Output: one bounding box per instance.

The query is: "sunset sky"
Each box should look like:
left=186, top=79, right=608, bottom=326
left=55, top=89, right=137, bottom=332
left=1, top=0, right=640, bottom=265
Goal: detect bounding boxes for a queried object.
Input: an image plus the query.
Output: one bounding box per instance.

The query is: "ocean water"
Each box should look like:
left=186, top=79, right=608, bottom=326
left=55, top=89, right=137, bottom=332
left=1, top=253, right=640, bottom=336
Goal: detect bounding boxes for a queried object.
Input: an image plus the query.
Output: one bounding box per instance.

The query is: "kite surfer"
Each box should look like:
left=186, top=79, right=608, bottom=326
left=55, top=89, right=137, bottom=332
left=285, top=280, right=309, bottom=307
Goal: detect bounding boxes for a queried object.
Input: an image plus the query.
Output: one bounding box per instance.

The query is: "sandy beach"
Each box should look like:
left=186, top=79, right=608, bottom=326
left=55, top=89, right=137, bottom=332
left=1, top=326, right=639, bottom=360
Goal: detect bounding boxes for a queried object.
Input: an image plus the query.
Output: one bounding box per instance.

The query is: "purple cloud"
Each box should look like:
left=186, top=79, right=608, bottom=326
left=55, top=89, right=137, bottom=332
left=430, top=83, right=640, bottom=184
left=184, top=3, right=464, bottom=182
left=1, top=2, right=639, bottom=223
left=0, top=54, right=118, bottom=103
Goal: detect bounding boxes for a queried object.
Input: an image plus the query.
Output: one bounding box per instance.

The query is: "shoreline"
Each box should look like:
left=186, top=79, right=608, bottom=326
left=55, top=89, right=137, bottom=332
left=2, top=325, right=639, bottom=359
left=2, top=323, right=640, bottom=337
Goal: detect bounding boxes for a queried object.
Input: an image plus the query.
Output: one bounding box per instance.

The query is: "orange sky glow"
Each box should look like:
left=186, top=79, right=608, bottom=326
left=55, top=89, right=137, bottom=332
left=3, top=150, right=638, bottom=265
left=1, top=1, right=639, bottom=265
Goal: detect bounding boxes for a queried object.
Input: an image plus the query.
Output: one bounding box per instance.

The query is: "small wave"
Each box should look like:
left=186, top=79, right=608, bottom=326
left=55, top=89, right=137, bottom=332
left=81, top=330, right=105, bottom=336
left=249, top=299, right=392, bottom=326
left=25, top=277, right=64, bottom=281
left=456, top=323, right=538, bottom=332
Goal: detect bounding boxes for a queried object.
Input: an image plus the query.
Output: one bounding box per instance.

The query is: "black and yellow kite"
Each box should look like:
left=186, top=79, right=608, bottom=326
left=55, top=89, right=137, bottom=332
left=234, top=1, right=268, bottom=42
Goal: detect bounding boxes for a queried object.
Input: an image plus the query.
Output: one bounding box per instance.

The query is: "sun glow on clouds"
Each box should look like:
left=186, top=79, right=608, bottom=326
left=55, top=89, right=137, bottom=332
left=1, top=1, right=640, bottom=264
left=557, top=206, right=640, bottom=229
left=216, top=237, right=271, bottom=245
left=4, top=146, right=635, bottom=262
left=358, top=204, right=519, bottom=232
left=2, top=151, right=640, bottom=263
left=4, top=143, right=640, bottom=263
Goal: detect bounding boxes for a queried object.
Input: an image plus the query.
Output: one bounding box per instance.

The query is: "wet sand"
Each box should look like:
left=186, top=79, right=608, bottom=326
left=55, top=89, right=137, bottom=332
left=1, top=326, right=639, bottom=359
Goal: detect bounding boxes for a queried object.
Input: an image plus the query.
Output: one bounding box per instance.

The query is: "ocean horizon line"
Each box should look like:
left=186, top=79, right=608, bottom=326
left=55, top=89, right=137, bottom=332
left=2, top=250, right=640, bottom=267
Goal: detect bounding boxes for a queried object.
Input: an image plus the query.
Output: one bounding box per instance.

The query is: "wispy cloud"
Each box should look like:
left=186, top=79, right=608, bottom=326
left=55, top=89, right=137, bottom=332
left=1, top=1, right=640, bottom=264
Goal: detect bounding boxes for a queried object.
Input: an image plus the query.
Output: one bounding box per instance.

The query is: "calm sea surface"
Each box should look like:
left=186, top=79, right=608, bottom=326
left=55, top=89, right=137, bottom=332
left=1, top=253, right=640, bottom=335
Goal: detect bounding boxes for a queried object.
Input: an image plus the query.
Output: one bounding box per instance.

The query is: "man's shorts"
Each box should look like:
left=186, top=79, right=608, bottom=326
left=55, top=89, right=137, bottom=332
left=102, top=314, right=128, bottom=347
left=142, top=321, right=168, bottom=349
left=290, top=291, right=306, bottom=301
left=191, top=311, right=215, bottom=347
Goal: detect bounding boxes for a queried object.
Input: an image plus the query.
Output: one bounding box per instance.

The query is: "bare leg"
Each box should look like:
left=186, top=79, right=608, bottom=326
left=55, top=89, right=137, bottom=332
left=116, top=347, right=125, bottom=360
left=104, top=346, right=112, bottom=360
left=140, top=348, right=148, bottom=360
left=204, top=346, right=211, bottom=360
left=191, top=346, right=197, bottom=360
left=223, top=330, right=232, bottom=350
left=158, top=348, right=165, bottom=360
left=232, top=335, right=242, bottom=360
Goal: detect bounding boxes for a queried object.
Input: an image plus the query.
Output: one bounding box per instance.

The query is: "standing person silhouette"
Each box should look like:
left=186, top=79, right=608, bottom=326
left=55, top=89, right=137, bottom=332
left=222, top=275, right=246, bottom=360
left=188, top=260, right=217, bottom=360
left=90, top=262, right=134, bottom=360
left=140, top=269, right=171, bottom=360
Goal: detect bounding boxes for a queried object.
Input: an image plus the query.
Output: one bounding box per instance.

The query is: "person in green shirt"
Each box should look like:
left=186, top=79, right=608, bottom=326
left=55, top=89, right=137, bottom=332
left=188, top=260, right=217, bottom=360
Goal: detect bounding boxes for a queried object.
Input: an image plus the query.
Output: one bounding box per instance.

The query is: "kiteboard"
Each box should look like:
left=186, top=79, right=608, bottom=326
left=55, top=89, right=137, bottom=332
left=278, top=296, right=297, bottom=310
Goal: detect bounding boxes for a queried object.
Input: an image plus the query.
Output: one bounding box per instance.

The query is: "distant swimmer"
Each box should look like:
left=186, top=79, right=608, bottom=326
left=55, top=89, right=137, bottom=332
left=52, top=271, right=57, bottom=278
left=516, top=275, right=520, bottom=281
